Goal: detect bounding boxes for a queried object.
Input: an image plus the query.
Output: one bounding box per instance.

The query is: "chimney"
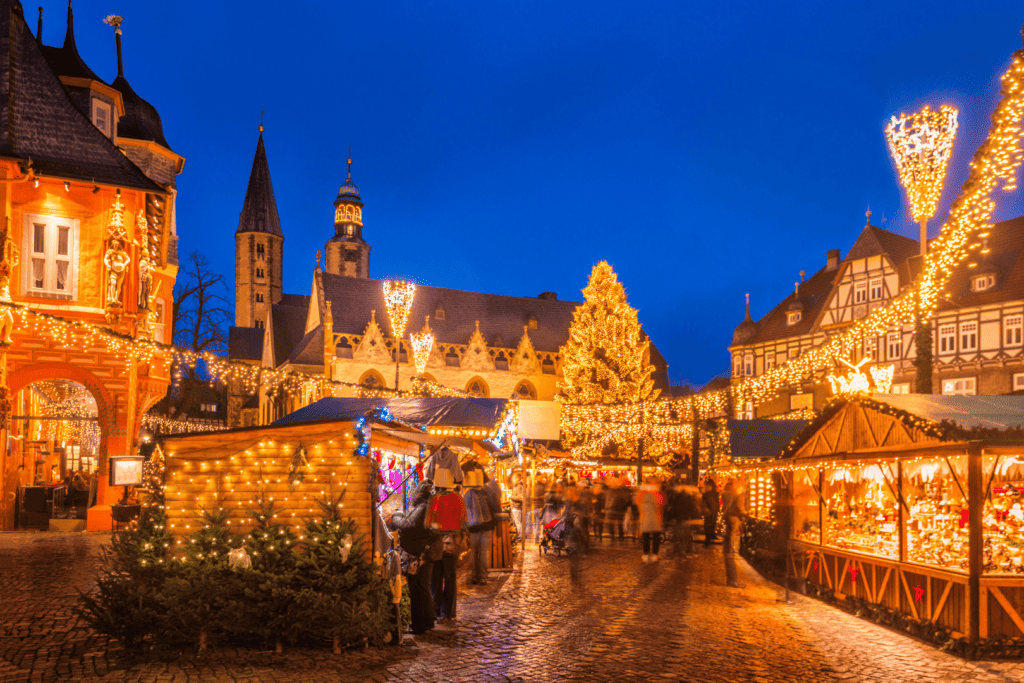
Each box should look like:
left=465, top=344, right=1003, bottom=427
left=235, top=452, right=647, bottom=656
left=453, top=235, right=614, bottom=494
left=826, top=249, right=841, bottom=271
left=537, top=292, right=557, bottom=300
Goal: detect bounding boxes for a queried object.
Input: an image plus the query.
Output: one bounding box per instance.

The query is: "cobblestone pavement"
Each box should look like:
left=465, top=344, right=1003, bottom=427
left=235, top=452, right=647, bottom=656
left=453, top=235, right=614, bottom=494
left=4, top=531, right=1024, bottom=682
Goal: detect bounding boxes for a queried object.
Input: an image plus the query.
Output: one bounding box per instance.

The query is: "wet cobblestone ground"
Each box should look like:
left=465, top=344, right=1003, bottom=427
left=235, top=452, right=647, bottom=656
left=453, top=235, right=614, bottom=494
left=4, top=532, right=1024, bottom=682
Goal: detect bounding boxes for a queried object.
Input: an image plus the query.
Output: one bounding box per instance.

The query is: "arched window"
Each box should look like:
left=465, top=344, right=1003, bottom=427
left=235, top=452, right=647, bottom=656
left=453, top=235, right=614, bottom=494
left=359, top=370, right=386, bottom=390
left=514, top=381, right=536, bottom=400
left=466, top=377, right=489, bottom=398
left=494, top=351, right=509, bottom=371
left=541, top=357, right=555, bottom=375
left=421, top=373, right=438, bottom=385
left=444, top=347, right=460, bottom=367
left=336, top=337, right=354, bottom=359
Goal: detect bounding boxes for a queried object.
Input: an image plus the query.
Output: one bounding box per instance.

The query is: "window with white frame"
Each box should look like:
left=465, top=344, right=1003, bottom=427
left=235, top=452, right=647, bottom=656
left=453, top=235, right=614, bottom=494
left=787, top=311, right=801, bottom=325
left=938, top=325, right=956, bottom=354
left=892, top=383, right=911, bottom=395
left=887, top=332, right=902, bottom=361
left=153, top=299, right=166, bottom=344
left=733, top=355, right=742, bottom=378
left=1013, top=373, right=1024, bottom=392
left=1005, top=315, right=1023, bottom=347
left=854, top=281, right=868, bottom=304
left=942, top=377, right=976, bottom=395
left=765, top=353, right=775, bottom=371
left=92, top=100, right=111, bottom=137
left=744, top=354, right=753, bottom=376
left=973, top=275, right=995, bottom=292
left=869, top=279, right=883, bottom=301
left=741, top=401, right=754, bottom=420
left=960, top=321, right=978, bottom=352
left=22, top=214, right=79, bottom=299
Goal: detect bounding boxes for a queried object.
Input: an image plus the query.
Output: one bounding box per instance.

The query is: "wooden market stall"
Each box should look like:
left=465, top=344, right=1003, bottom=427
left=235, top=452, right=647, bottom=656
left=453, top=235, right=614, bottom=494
left=718, top=395, right=1024, bottom=643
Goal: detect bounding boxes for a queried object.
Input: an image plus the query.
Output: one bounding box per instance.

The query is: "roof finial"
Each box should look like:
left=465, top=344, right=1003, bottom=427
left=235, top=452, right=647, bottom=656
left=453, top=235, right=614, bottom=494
left=259, top=108, right=264, bottom=134
left=743, top=293, right=751, bottom=321
left=63, top=0, right=74, bottom=49
left=315, top=249, right=322, bottom=271
left=865, top=205, right=872, bottom=227
left=794, top=281, right=800, bottom=297
left=347, top=145, right=352, bottom=181
left=36, top=7, right=42, bottom=42
left=103, top=15, right=123, bottom=78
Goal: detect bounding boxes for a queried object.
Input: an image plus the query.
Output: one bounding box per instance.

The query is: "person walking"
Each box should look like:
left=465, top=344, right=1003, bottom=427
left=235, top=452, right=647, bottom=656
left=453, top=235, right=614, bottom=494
left=463, top=470, right=498, bottom=585
left=606, top=479, right=630, bottom=541
left=529, top=474, right=547, bottom=544
left=425, top=469, right=467, bottom=621
left=635, top=477, right=666, bottom=562
left=702, top=479, right=720, bottom=546
left=592, top=481, right=606, bottom=540
left=721, top=479, right=748, bottom=588
left=393, top=481, right=440, bottom=635
left=509, top=474, right=525, bottom=542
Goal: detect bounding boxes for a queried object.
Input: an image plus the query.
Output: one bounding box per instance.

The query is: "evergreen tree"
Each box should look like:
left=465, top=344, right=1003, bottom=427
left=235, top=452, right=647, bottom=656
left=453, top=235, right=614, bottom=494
left=559, top=261, right=656, bottom=450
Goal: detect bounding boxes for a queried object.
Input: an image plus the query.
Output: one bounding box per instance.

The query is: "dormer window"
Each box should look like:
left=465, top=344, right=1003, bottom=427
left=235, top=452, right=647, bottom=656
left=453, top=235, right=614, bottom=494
left=787, top=311, right=802, bottom=325
left=528, top=315, right=538, bottom=330
left=92, top=99, right=112, bottom=138
left=435, top=307, right=446, bottom=321
left=973, top=275, right=995, bottom=292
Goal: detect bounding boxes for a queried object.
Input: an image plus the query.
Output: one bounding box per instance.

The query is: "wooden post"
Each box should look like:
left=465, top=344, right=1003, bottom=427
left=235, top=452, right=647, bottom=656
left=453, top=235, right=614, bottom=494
left=690, top=407, right=700, bottom=484
left=968, top=445, right=983, bottom=642
left=898, top=460, right=906, bottom=564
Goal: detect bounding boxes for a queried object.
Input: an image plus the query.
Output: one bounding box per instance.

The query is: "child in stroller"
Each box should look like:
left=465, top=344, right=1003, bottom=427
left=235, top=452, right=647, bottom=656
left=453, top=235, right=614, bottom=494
left=540, top=511, right=580, bottom=556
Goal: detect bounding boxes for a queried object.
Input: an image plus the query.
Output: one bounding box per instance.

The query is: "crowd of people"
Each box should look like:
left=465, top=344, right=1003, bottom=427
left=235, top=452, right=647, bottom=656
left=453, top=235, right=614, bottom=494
left=391, top=458, right=753, bottom=638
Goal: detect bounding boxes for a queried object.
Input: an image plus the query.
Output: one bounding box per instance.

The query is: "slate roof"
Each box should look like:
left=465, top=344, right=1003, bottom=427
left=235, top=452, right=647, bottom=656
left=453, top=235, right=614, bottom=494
left=228, top=326, right=263, bottom=361
left=39, top=4, right=102, bottom=83
left=726, top=418, right=809, bottom=459
left=845, top=224, right=919, bottom=267
left=236, top=133, right=283, bottom=236
left=111, top=75, right=172, bottom=150
left=938, top=215, right=1024, bottom=311
left=732, top=264, right=836, bottom=347
left=0, top=2, right=162, bottom=191
left=270, top=302, right=310, bottom=367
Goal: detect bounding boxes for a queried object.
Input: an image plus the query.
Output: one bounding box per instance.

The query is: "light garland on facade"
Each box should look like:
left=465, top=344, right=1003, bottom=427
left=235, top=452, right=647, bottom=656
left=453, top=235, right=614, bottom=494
left=885, top=105, right=959, bottom=222
left=142, top=413, right=226, bottom=434
left=731, top=48, right=1024, bottom=411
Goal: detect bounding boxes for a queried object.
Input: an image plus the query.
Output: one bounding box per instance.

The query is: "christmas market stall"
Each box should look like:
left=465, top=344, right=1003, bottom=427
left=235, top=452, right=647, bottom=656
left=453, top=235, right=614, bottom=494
left=717, top=395, right=1024, bottom=644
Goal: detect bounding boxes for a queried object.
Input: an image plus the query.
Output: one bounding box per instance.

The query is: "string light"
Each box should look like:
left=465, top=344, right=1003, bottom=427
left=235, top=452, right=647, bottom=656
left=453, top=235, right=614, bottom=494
left=381, top=280, right=415, bottom=341
left=409, top=316, right=435, bottom=376
left=885, top=105, right=959, bottom=222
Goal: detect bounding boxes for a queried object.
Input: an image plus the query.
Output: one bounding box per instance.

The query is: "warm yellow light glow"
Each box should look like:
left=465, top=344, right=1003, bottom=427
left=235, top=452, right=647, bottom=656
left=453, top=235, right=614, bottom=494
left=409, top=316, right=434, bottom=375
left=886, top=105, right=959, bottom=222
left=382, top=280, right=416, bottom=341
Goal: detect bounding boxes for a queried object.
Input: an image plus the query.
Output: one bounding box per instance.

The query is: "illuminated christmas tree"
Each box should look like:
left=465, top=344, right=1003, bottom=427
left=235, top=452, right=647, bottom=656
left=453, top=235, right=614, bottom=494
left=559, top=261, right=656, bottom=452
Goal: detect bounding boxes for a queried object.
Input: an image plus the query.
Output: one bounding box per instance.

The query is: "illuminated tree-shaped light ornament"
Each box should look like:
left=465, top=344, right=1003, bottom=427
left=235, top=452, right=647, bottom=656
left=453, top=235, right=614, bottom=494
left=409, top=316, right=434, bottom=376
left=381, top=280, right=416, bottom=390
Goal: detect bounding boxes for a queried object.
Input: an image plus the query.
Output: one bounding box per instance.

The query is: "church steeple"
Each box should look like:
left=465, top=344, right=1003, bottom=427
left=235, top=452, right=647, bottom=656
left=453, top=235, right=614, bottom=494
left=235, top=125, right=284, bottom=328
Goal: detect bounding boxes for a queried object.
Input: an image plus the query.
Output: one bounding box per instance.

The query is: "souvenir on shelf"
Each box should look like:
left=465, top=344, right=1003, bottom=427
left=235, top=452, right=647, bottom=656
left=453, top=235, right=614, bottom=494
left=822, top=464, right=898, bottom=559
left=982, top=455, right=1024, bottom=574
left=791, top=468, right=821, bottom=544
left=903, top=457, right=968, bottom=571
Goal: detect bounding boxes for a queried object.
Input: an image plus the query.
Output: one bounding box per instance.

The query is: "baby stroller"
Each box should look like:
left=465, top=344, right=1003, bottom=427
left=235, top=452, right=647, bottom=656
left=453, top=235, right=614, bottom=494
left=540, top=512, right=579, bottom=556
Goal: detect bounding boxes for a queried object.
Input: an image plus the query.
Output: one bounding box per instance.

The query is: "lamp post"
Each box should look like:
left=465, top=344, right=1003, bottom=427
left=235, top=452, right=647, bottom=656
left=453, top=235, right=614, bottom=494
left=382, top=281, right=416, bottom=392
left=885, top=105, right=958, bottom=394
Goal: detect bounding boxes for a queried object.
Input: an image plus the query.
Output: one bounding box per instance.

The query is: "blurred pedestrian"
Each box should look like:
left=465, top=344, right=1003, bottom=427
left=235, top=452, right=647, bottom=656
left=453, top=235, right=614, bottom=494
left=392, top=480, right=440, bottom=635
left=463, top=471, right=498, bottom=585
left=592, top=481, right=606, bottom=540
left=636, top=476, right=666, bottom=562
left=426, top=469, right=467, bottom=621
left=528, top=474, right=547, bottom=543
left=702, top=479, right=720, bottom=546
left=721, top=479, right=748, bottom=588
left=606, top=478, right=630, bottom=541
left=509, top=473, right=524, bottom=542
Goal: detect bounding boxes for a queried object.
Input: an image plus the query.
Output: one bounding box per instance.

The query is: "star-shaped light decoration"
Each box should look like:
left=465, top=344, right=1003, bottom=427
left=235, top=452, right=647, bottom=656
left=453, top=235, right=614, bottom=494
left=914, top=582, right=925, bottom=603
left=849, top=566, right=859, bottom=584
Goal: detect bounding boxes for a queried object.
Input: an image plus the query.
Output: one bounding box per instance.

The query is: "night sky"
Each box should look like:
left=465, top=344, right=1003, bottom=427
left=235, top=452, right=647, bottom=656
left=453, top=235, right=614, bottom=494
left=50, top=1, right=1024, bottom=387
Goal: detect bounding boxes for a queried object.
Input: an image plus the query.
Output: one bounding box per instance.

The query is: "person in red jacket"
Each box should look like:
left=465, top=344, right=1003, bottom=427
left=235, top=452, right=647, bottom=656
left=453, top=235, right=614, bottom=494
left=426, top=469, right=467, bottom=621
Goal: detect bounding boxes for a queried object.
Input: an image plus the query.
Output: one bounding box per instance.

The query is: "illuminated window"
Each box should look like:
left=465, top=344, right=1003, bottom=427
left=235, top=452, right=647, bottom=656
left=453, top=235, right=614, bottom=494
left=744, top=354, right=753, bottom=376
left=869, top=279, right=883, bottom=301
left=765, top=353, right=775, bottom=371
left=790, top=393, right=813, bottom=412
left=938, top=325, right=956, bottom=354
left=741, top=401, right=754, bottom=420
left=788, top=347, right=798, bottom=360
left=153, top=299, right=166, bottom=344
left=733, top=355, right=742, bottom=377
left=22, top=213, right=79, bottom=300
left=787, top=311, right=801, bottom=325
left=854, top=281, right=867, bottom=304
left=1005, top=316, right=1022, bottom=347
left=892, top=383, right=910, bottom=394
left=960, top=322, right=978, bottom=352
left=887, top=332, right=902, bottom=361
left=528, top=316, right=538, bottom=330
left=942, top=377, right=976, bottom=395
left=973, top=275, right=995, bottom=292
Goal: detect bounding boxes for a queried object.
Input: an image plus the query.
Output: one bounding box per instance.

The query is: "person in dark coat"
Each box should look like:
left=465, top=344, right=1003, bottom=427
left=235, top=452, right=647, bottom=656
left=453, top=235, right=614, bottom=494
left=702, top=479, right=720, bottom=546
left=606, top=480, right=631, bottom=541
left=394, top=481, right=440, bottom=635
left=592, top=482, right=607, bottom=540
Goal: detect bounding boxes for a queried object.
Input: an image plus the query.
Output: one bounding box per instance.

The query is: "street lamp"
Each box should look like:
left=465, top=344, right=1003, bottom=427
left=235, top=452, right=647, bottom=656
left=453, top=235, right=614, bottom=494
left=382, top=280, right=416, bottom=391
left=885, top=105, right=958, bottom=395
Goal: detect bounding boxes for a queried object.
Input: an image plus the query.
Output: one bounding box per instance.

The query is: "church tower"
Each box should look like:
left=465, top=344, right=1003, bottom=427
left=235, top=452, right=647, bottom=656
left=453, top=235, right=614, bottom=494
left=324, top=155, right=371, bottom=278
left=235, top=125, right=284, bottom=328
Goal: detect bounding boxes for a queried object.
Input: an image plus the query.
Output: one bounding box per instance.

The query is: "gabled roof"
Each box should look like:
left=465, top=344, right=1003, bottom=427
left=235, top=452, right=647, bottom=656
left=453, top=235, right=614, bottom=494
left=236, top=133, right=283, bottom=236
left=269, top=301, right=309, bottom=367
left=228, top=326, right=264, bottom=361
left=0, top=2, right=162, bottom=191
left=845, top=223, right=919, bottom=267
left=939, top=215, right=1024, bottom=311
left=732, top=264, right=835, bottom=347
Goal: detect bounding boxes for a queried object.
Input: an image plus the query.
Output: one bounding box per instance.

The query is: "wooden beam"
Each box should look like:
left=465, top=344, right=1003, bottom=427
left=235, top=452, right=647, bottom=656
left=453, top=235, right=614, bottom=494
left=837, top=557, right=850, bottom=595
left=878, top=567, right=892, bottom=606
left=934, top=579, right=954, bottom=624
left=900, top=570, right=919, bottom=620
left=989, top=586, right=1024, bottom=637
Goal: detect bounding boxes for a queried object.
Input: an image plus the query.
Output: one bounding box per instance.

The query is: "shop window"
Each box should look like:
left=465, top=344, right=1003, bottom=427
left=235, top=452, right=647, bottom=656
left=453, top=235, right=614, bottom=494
left=982, top=454, right=1024, bottom=574
left=938, top=325, right=956, bottom=354
left=942, top=377, right=976, bottom=395
left=791, top=468, right=821, bottom=544
left=892, top=383, right=910, bottom=394
left=787, top=311, right=801, bottom=325
left=903, top=457, right=968, bottom=569
left=854, top=281, right=868, bottom=304
left=747, top=475, right=776, bottom=523
left=1005, top=316, right=1023, bottom=347
left=22, top=214, right=79, bottom=300
left=887, top=332, right=902, bottom=361
left=960, top=322, right=978, bottom=352
left=790, top=393, right=813, bottom=412
left=822, top=464, right=899, bottom=559
left=869, top=279, right=882, bottom=301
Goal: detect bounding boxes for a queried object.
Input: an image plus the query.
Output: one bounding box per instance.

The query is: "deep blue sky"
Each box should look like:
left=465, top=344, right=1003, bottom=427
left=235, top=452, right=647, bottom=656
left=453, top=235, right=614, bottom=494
left=53, top=1, right=1024, bottom=387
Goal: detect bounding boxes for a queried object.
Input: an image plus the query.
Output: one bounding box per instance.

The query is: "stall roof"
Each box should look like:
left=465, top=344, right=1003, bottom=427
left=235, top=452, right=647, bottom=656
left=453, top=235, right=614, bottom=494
left=871, top=394, right=1024, bottom=431
left=726, top=419, right=809, bottom=460
left=273, top=397, right=509, bottom=429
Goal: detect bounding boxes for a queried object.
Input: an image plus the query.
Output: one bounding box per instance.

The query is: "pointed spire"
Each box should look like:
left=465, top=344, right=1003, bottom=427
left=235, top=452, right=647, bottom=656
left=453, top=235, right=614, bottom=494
left=315, top=250, right=322, bottom=272
left=259, top=108, right=265, bottom=134
left=865, top=206, right=873, bottom=227
left=63, top=0, right=74, bottom=50
left=36, top=7, right=42, bottom=42
left=743, top=293, right=751, bottom=322
left=236, top=131, right=283, bottom=237
left=347, top=145, right=352, bottom=181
